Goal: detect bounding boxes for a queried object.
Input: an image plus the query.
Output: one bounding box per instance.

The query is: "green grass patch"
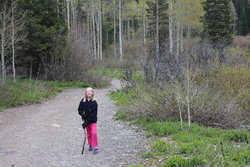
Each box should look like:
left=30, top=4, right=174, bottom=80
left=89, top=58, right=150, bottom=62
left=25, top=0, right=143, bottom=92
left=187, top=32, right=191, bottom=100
left=109, top=88, right=138, bottom=106
left=0, top=78, right=94, bottom=111
left=141, top=152, right=154, bottom=158
left=114, top=109, right=130, bottom=121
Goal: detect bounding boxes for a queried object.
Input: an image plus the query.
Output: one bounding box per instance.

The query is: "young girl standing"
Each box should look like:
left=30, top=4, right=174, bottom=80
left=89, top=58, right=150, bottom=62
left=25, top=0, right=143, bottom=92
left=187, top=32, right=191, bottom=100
left=78, top=87, right=99, bottom=154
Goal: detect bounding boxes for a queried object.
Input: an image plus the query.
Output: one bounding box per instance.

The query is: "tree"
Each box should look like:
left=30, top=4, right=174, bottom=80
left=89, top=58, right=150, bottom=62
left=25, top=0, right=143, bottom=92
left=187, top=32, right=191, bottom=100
left=119, top=0, right=123, bottom=62
left=202, top=0, right=233, bottom=47
left=232, top=0, right=250, bottom=35
left=168, top=0, right=173, bottom=54
left=0, top=2, right=9, bottom=84
left=238, top=1, right=249, bottom=35
left=11, top=0, right=27, bottom=82
left=18, top=0, right=67, bottom=78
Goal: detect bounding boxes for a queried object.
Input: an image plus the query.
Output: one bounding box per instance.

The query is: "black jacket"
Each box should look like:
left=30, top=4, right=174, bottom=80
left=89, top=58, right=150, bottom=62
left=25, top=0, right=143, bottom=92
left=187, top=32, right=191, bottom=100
left=78, top=98, right=98, bottom=123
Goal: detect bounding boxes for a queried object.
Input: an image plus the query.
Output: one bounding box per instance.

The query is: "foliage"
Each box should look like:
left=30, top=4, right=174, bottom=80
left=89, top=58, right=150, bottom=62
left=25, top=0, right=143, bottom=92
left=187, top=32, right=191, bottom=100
left=132, top=119, right=250, bottom=167
left=232, top=0, right=250, bottom=35
left=17, top=0, right=67, bottom=77
left=202, top=0, right=233, bottom=47
left=0, top=78, right=93, bottom=111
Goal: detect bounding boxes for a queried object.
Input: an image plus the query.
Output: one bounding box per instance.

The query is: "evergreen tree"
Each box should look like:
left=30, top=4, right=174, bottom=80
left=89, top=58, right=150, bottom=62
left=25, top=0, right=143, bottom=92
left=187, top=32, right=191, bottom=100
left=202, top=0, right=233, bottom=47
left=18, top=0, right=67, bottom=77
left=239, top=1, right=248, bottom=35
left=146, top=0, right=168, bottom=49
left=232, top=0, right=250, bottom=35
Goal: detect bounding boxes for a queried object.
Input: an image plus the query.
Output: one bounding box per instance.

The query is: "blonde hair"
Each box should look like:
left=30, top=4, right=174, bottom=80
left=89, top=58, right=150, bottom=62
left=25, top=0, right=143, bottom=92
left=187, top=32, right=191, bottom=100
left=83, top=87, right=96, bottom=102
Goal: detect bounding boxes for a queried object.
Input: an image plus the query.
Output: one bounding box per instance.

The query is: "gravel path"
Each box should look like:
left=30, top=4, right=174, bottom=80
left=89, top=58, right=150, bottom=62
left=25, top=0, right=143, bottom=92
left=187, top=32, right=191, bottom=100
left=0, top=79, right=148, bottom=167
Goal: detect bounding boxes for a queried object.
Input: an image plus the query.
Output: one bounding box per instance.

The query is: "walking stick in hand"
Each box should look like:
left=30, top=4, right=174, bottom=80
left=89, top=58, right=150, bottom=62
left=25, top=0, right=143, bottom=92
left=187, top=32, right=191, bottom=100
left=81, top=128, right=87, bottom=154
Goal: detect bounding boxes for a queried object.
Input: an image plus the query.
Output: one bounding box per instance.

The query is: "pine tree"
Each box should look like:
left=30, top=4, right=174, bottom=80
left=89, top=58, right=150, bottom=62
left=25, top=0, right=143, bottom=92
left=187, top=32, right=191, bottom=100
left=202, top=0, right=233, bottom=47
left=231, top=0, right=250, bottom=35
left=18, top=0, right=67, bottom=77
left=146, top=0, right=168, bottom=50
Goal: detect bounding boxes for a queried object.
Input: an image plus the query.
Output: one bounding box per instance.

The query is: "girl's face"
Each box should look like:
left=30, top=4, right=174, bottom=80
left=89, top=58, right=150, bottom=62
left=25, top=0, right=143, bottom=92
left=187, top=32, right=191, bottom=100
left=86, top=88, right=94, bottom=98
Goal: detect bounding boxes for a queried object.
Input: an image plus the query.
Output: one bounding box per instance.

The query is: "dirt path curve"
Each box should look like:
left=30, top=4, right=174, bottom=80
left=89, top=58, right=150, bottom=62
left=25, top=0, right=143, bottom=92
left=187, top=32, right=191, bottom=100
left=0, top=79, right=147, bottom=167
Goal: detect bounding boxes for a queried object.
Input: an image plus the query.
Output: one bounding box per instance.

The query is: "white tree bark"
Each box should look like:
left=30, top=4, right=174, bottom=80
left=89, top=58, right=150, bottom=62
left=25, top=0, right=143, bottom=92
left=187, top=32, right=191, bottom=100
left=113, top=1, right=117, bottom=58
left=96, top=8, right=100, bottom=60
left=71, top=0, right=76, bottom=29
left=1, top=4, right=7, bottom=84
left=155, top=0, right=159, bottom=57
left=11, top=0, right=16, bottom=82
left=98, top=0, right=102, bottom=60
left=169, top=0, right=174, bottom=54
left=66, top=0, right=70, bottom=29
left=87, top=4, right=92, bottom=56
left=118, top=0, right=123, bottom=62
left=142, top=5, right=146, bottom=45
left=176, top=21, right=180, bottom=56
left=92, top=2, right=97, bottom=60
left=180, top=24, right=183, bottom=52
left=186, top=69, right=191, bottom=127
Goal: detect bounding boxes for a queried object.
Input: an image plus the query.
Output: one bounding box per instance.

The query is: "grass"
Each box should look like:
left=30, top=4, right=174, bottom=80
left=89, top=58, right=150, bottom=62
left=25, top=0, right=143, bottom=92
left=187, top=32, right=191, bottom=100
left=109, top=87, right=250, bottom=167
left=0, top=78, right=94, bottom=112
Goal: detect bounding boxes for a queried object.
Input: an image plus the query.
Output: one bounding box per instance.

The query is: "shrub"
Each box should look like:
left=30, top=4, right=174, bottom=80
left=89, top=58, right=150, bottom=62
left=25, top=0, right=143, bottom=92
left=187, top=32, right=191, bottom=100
left=171, top=131, right=200, bottom=143
left=233, top=150, right=250, bottom=164
left=151, top=140, right=176, bottom=154
left=223, top=129, right=250, bottom=143
left=179, top=140, right=205, bottom=154
left=189, top=155, right=206, bottom=166
left=141, top=152, right=154, bottom=158
left=164, top=155, right=188, bottom=167
left=114, top=109, right=130, bottom=121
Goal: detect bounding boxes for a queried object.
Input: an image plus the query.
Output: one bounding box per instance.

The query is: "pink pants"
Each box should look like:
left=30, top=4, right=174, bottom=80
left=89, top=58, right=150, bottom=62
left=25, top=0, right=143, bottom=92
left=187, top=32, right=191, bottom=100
left=86, top=123, right=98, bottom=147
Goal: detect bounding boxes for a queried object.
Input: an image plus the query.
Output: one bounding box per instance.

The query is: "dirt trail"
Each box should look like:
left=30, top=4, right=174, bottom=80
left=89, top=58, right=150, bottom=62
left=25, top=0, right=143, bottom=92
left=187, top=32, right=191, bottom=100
left=0, top=79, right=147, bottom=167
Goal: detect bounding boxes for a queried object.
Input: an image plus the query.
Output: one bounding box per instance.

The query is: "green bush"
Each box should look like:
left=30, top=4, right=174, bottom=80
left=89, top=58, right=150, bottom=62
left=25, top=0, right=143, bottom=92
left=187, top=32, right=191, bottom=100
left=179, top=140, right=205, bottom=154
left=145, top=121, right=183, bottom=137
left=151, top=140, right=176, bottom=154
left=0, top=78, right=94, bottom=111
left=233, top=150, right=250, bottom=163
left=171, top=131, right=200, bottom=143
left=223, top=129, right=250, bottom=143
left=164, top=155, right=188, bottom=167
left=141, top=152, right=154, bottom=158
left=189, top=155, right=206, bottom=166
left=114, top=109, right=130, bottom=121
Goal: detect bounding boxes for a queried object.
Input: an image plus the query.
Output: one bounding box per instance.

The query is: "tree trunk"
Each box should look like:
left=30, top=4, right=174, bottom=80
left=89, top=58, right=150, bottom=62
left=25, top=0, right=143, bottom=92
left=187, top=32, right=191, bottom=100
left=92, top=3, right=97, bottom=60
left=66, top=0, right=70, bottom=29
left=11, top=0, right=16, bottom=82
left=119, top=0, right=123, bottom=62
left=169, top=0, right=174, bottom=55
left=187, top=25, right=191, bottom=49
left=71, top=1, right=76, bottom=29
left=155, top=0, right=159, bottom=57
left=98, top=0, right=102, bottom=60
left=113, top=2, right=117, bottom=58
left=96, top=8, right=100, bottom=60
left=127, top=19, right=130, bottom=41
left=142, top=5, right=146, bottom=45
left=176, top=21, right=180, bottom=56
left=180, top=24, right=183, bottom=52
left=1, top=4, right=7, bottom=84
left=87, top=5, right=92, bottom=56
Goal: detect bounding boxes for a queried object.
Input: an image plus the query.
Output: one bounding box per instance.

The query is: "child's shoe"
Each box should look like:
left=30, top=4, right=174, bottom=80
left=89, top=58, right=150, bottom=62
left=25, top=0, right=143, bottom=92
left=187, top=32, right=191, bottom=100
left=93, top=147, right=98, bottom=154
left=88, top=146, right=93, bottom=151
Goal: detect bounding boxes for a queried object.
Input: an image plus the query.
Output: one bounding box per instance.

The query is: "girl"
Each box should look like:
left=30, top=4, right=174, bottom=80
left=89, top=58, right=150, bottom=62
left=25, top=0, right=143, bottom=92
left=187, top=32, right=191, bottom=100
left=78, top=87, right=99, bottom=154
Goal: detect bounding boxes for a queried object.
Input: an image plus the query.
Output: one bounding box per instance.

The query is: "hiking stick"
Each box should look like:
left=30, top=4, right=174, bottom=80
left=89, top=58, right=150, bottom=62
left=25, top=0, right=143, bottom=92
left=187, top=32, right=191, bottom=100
left=81, top=128, right=87, bottom=154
